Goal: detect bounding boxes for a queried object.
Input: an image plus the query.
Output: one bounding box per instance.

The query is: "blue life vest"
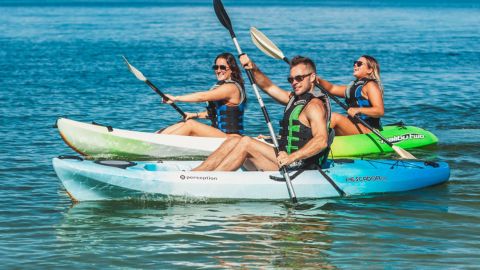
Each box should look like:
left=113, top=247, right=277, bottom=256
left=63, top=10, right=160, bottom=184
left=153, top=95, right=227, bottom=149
left=206, top=80, right=246, bottom=135
left=345, top=78, right=382, bottom=129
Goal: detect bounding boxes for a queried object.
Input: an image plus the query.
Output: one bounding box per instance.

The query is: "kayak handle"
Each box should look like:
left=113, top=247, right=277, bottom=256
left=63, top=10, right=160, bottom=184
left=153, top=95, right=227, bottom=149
left=91, top=121, right=113, bottom=132
left=58, top=155, right=84, bottom=161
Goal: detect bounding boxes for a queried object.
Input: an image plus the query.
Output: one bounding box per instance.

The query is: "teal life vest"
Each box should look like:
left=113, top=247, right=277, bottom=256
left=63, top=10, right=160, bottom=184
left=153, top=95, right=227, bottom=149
left=278, top=92, right=332, bottom=168
left=345, top=78, right=382, bottom=129
left=206, top=79, right=246, bottom=135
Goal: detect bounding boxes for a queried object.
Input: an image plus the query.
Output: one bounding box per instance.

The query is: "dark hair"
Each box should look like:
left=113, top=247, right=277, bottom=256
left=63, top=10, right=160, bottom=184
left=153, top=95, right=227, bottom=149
left=290, top=56, right=317, bottom=73
left=214, top=52, right=245, bottom=89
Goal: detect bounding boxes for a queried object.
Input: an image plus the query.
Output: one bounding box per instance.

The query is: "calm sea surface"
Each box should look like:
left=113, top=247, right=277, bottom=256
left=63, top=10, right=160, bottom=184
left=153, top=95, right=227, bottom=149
left=1, top=0, right=479, bottom=268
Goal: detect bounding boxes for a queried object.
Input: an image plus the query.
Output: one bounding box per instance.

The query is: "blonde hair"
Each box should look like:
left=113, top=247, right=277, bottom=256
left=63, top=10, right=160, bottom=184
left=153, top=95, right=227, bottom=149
left=362, top=55, right=383, bottom=93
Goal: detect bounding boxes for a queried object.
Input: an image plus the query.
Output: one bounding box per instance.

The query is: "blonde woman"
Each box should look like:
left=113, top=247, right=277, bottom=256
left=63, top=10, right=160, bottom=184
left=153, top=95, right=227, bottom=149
left=316, top=55, right=384, bottom=135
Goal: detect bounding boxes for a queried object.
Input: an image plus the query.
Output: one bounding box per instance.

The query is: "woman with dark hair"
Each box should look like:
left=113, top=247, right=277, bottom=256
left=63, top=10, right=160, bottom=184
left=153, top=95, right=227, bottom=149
left=159, top=52, right=246, bottom=137
left=316, top=55, right=384, bottom=135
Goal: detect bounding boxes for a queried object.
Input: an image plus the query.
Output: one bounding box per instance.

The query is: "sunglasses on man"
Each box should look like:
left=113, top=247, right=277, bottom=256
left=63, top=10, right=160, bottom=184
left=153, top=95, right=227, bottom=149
left=287, top=73, right=312, bottom=84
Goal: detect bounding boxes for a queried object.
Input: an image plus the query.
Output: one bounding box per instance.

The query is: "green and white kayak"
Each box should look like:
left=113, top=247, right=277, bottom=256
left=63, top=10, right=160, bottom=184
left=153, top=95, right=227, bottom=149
left=56, top=117, right=438, bottom=159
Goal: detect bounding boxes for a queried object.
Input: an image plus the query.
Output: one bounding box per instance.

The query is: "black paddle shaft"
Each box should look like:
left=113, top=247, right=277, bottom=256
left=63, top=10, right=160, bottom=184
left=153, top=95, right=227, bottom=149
left=213, top=0, right=297, bottom=203
left=145, top=80, right=186, bottom=119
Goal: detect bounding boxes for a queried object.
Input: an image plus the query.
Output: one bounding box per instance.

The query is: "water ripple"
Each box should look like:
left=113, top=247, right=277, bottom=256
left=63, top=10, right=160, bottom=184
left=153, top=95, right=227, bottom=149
left=1, top=2, right=479, bottom=269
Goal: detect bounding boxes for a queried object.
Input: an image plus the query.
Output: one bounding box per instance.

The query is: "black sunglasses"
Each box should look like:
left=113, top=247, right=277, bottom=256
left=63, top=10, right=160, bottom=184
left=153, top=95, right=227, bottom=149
left=353, top=61, right=366, bottom=67
left=212, top=65, right=229, bottom=71
left=287, top=73, right=312, bottom=84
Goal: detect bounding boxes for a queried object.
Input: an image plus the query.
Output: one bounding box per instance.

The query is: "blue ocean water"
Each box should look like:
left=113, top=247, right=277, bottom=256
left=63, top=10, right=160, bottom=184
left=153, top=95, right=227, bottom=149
left=1, top=0, right=479, bottom=268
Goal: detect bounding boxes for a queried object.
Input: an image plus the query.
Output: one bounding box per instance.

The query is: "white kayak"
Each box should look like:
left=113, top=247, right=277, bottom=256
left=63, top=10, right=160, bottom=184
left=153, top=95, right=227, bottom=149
left=56, top=117, right=439, bottom=159
left=56, top=117, right=226, bottom=159
left=52, top=156, right=450, bottom=202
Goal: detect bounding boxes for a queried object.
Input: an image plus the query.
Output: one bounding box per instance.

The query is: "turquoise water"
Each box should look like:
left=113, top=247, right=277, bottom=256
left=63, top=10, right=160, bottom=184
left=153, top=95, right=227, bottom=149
left=1, top=0, right=479, bottom=268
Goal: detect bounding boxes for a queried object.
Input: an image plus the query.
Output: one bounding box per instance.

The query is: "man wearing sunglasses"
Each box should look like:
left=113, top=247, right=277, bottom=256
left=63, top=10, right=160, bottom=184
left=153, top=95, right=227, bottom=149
left=193, top=54, right=331, bottom=171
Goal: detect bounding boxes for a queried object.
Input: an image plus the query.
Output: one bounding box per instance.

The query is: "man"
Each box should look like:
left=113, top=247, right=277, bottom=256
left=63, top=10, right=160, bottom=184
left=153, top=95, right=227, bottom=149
left=193, top=54, right=331, bottom=171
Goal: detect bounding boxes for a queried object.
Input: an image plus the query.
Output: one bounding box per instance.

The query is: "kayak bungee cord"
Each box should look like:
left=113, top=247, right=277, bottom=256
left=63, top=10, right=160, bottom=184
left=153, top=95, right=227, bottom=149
left=249, top=27, right=417, bottom=160
left=122, top=56, right=187, bottom=119
left=213, top=0, right=298, bottom=204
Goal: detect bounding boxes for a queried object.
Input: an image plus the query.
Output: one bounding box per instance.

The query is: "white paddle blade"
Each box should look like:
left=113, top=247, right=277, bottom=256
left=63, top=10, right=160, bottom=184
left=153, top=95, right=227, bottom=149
left=392, top=145, right=417, bottom=159
left=250, top=27, right=285, bottom=60
left=122, top=55, right=147, bottom=82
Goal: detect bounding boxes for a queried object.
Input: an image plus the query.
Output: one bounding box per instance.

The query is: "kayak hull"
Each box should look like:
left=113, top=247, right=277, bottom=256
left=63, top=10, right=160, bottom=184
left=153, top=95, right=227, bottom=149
left=57, top=117, right=224, bottom=159
left=57, top=118, right=438, bottom=159
left=52, top=157, right=450, bottom=202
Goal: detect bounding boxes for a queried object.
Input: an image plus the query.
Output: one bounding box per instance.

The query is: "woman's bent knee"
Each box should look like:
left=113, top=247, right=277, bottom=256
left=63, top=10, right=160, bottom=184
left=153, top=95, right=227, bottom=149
left=184, top=119, right=198, bottom=127
left=239, top=136, right=252, bottom=144
left=330, top=112, right=343, bottom=128
left=225, top=135, right=241, bottom=144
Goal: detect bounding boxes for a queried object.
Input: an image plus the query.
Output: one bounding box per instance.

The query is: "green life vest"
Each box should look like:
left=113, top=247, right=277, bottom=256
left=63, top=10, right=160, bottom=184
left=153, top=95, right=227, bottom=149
left=278, top=92, right=332, bottom=168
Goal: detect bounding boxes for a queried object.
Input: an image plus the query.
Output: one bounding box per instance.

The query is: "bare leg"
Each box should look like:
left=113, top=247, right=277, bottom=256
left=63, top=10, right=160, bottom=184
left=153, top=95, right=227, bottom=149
left=330, top=112, right=372, bottom=136
left=215, top=137, right=278, bottom=171
left=157, top=121, right=186, bottom=134
left=158, top=120, right=227, bottom=138
left=192, top=136, right=242, bottom=171
left=242, top=159, right=257, bottom=171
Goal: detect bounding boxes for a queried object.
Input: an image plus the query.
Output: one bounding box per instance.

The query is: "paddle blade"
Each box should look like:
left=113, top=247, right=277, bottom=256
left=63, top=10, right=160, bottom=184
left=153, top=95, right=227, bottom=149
left=392, top=145, right=417, bottom=159
left=250, top=27, right=286, bottom=61
left=122, top=56, right=147, bottom=82
left=213, top=0, right=235, bottom=37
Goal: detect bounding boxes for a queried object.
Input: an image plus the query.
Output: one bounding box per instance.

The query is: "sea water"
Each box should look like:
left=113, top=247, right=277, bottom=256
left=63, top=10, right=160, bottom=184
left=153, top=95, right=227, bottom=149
left=1, top=0, right=479, bottom=268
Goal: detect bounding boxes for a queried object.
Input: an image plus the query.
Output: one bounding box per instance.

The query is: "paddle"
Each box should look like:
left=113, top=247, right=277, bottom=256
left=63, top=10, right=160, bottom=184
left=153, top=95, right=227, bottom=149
left=122, top=56, right=186, bottom=119
left=250, top=27, right=416, bottom=160
left=213, top=0, right=298, bottom=203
